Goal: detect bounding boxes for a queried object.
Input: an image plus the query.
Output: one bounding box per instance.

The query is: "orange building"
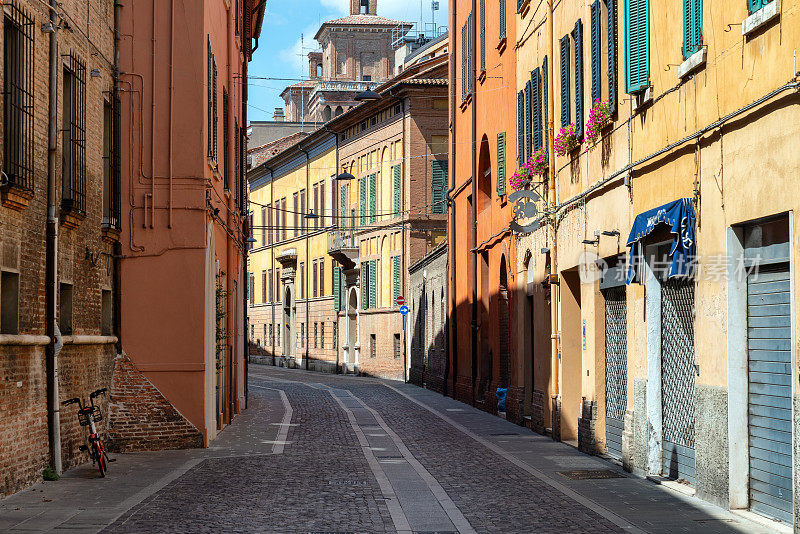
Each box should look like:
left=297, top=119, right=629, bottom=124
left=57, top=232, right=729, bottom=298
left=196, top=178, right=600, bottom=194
left=448, top=0, right=521, bottom=420
left=114, top=1, right=265, bottom=448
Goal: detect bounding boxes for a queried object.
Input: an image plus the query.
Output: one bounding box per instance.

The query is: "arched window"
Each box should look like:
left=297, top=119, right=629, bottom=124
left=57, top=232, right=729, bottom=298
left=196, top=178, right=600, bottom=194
left=477, top=136, right=492, bottom=212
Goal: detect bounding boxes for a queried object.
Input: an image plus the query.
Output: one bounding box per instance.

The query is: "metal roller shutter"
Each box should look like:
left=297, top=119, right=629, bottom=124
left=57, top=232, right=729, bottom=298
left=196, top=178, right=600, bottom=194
left=661, top=279, right=696, bottom=484
left=748, top=265, right=792, bottom=523
left=604, top=286, right=627, bottom=460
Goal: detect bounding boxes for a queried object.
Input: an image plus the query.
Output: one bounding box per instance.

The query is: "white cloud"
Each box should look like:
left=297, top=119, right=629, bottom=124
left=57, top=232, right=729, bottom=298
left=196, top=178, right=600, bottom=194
left=320, top=0, right=348, bottom=14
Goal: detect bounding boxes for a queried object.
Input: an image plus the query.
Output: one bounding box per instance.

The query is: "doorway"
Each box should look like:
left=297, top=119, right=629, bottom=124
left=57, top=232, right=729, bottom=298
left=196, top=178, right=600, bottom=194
left=347, top=287, right=358, bottom=364
left=283, top=285, right=293, bottom=360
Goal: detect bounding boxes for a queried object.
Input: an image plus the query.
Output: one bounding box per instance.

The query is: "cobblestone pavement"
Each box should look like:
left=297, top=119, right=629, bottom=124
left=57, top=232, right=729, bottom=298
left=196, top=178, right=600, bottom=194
left=1, top=365, right=783, bottom=533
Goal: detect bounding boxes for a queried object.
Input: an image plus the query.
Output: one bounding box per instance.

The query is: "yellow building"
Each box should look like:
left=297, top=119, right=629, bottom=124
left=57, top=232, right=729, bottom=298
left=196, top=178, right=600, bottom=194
left=512, top=0, right=800, bottom=526
left=247, top=131, right=338, bottom=370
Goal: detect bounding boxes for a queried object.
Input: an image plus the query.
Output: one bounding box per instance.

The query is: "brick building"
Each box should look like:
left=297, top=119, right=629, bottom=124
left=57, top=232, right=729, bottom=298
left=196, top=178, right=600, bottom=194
left=409, top=242, right=448, bottom=392
left=0, top=0, right=119, bottom=496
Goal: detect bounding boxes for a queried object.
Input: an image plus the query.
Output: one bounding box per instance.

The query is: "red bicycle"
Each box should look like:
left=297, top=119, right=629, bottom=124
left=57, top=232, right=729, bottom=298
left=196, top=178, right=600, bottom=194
left=62, top=388, right=113, bottom=477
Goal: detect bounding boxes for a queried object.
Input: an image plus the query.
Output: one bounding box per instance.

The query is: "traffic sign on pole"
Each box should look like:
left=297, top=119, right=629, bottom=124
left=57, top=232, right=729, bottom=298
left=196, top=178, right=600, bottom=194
left=399, top=305, right=409, bottom=316
left=396, top=295, right=405, bottom=306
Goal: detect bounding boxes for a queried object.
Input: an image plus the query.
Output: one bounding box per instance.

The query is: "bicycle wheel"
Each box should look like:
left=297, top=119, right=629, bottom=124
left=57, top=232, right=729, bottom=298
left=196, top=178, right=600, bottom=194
left=93, top=445, right=106, bottom=478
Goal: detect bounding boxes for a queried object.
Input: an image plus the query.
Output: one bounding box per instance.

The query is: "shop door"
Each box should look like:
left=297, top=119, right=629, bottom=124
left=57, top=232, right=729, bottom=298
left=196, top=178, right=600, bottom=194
left=603, top=286, right=627, bottom=460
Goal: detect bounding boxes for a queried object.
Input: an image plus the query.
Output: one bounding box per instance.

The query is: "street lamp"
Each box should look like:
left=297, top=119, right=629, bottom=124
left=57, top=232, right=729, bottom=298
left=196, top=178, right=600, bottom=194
left=354, top=87, right=381, bottom=102
left=336, top=171, right=355, bottom=181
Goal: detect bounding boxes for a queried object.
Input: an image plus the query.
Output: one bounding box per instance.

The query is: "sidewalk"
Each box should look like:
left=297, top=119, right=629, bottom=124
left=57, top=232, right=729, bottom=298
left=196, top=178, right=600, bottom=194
left=0, top=387, right=286, bottom=533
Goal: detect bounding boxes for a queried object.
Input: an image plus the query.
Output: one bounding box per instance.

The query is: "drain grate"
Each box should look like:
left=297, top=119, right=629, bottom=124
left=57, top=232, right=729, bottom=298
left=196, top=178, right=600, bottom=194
left=557, top=469, right=626, bottom=480
left=327, top=480, right=367, bottom=486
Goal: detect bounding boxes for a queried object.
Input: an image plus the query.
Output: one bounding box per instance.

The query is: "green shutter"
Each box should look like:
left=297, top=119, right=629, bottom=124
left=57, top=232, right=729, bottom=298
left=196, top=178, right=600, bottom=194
left=499, top=0, right=506, bottom=40
left=607, top=0, right=618, bottom=114
left=480, top=0, right=486, bottom=72
left=543, top=56, right=549, bottom=157
left=517, top=90, right=525, bottom=165
left=431, top=160, right=447, bottom=214
left=370, top=260, right=377, bottom=308
left=624, top=0, right=649, bottom=94
left=573, top=19, right=584, bottom=139
left=682, top=0, right=702, bottom=59
left=333, top=265, right=341, bottom=311
left=393, top=256, right=401, bottom=302
left=560, top=35, right=570, bottom=127
left=497, top=133, right=506, bottom=196
left=362, top=261, right=368, bottom=310
left=246, top=272, right=250, bottom=299
left=340, top=184, right=347, bottom=221
left=525, top=80, right=532, bottom=160
left=462, top=22, right=468, bottom=100
left=531, top=69, right=542, bottom=151
left=748, top=0, right=768, bottom=15
left=393, top=164, right=402, bottom=214
left=359, top=177, right=366, bottom=226
left=369, top=173, right=377, bottom=223
left=591, top=1, right=602, bottom=104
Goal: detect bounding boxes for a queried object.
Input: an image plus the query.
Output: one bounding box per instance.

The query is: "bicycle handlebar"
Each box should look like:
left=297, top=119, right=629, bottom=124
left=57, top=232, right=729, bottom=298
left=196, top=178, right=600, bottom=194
left=62, top=398, right=80, bottom=406
left=90, top=388, right=107, bottom=399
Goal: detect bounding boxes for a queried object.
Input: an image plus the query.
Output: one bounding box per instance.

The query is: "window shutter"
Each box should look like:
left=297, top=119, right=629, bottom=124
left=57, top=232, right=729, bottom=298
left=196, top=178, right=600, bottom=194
left=591, top=2, right=602, bottom=104
left=362, top=261, right=368, bottom=310
left=525, top=80, right=532, bottom=161
left=340, top=184, right=347, bottom=222
left=462, top=22, right=468, bottom=100
left=532, top=69, right=542, bottom=151
left=683, top=0, right=702, bottom=59
left=499, top=0, right=506, bottom=40
left=369, top=260, right=377, bottom=309
left=624, top=0, right=650, bottom=93
left=517, top=90, right=525, bottom=165
left=607, top=0, right=618, bottom=114
left=393, top=164, right=402, bottom=213
left=431, top=160, right=447, bottom=214
left=560, top=35, right=570, bottom=127
left=748, top=0, right=763, bottom=15
left=359, top=177, right=366, bottom=225
left=497, top=133, right=506, bottom=196
left=369, top=172, right=377, bottom=223
left=480, top=0, right=486, bottom=72
left=543, top=56, right=549, bottom=157
left=393, top=256, right=401, bottom=302
left=207, top=37, right=212, bottom=158
left=573, top=19, right=584, bottom=140
left=468, top=13, right=474, bottom=94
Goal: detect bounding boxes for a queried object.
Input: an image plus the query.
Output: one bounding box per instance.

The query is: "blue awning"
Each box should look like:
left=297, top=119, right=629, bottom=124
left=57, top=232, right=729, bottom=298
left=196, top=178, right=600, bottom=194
left=626, top=198, right=696, bottom=284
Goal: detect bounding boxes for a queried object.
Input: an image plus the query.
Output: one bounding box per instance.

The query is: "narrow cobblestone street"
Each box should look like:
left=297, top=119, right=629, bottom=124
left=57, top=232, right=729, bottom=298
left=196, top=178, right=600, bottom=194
left=0, top=365, right=783, bottom=533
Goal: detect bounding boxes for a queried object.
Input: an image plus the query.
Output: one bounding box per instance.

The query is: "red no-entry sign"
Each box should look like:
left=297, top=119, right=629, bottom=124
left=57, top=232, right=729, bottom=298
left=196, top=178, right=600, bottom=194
left=396, top=296, right=405, bottom=306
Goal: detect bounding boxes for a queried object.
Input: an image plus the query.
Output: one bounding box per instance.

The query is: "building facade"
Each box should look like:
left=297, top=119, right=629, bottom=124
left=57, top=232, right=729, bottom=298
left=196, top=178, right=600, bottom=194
left=114, top=0, right=264, bottom=449
left=508, top=0, right=800, bottom=527
left=448, top=0, right=521, bottom=420
left=246, top=132, right=339, bottom=372
left=0, top=0, right=119, bottom=496
left=409, top=243, right=448, bottom=392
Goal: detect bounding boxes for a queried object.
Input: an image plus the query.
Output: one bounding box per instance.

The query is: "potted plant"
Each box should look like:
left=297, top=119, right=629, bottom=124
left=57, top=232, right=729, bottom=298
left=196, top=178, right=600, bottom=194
left=586, top=99, right=611, bottom=149
left=554, top=123, right=578, bottom=156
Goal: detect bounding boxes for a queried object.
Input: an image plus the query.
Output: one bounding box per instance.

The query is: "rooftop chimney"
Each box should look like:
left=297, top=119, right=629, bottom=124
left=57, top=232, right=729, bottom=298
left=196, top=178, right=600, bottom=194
left=273, top=108, right=285, bottom=122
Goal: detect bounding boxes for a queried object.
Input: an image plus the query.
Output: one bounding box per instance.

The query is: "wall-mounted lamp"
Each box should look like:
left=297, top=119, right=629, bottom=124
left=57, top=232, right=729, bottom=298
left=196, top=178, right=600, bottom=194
left=582, top=238, right=600, bottom=246
left=601, top=230, right=620, bottom=237
left=246, top=236, right=257, bottom=244
left=354, top=88, right=381, bottom=102
left=540, top=247, right=550, bottom=254
left=336, top=171, right=355, bottom=181
left=304, top=210, right=319, bottom=220
left=90, top=68, right=102, bottom=78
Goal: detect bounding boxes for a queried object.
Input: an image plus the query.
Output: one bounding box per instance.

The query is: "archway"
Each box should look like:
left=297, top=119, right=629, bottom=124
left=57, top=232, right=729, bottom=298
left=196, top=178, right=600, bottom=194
left=347, top=287, right=358, bottom=363
left=477, top=136, right=492, bottom=213
left=322, top=106, right=332, bottom=122
left=335, top=106, right=343, bottom=117
left=283, top=285, right=294, bottom=360
left=498, top=255, right=510, bottom=388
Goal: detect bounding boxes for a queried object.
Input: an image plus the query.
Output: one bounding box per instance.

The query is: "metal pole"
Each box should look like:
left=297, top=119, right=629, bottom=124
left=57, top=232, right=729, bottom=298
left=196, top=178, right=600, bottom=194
left=46, top=0, right=62, bottom=475
left=470, top=0, right=477, bottom=406
left=546, top=0, right=560, bottom=416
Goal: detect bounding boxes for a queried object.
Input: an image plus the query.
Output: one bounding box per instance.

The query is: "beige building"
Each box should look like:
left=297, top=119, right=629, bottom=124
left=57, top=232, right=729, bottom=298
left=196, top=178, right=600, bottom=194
left=511, top=0, right=800, bottom=527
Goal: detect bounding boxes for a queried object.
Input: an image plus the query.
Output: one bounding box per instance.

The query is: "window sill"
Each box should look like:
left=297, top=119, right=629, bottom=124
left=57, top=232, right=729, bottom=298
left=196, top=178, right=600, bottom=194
left=459, top=93, right=473, bottom=111
left=517, top=0, right=531, bottom=15
left=60, top=209, right=86, bottom=230
left=478, top=70, right=487, bottom=84
left=743, top=0, right=780, bottom=36
left=0, top=184, right=33, bottom=212
left=633, top=85, right=653, bottom=113
left=678, top=46, right=707, bottom=78
left=101, top=224, right=121, bottom=244
left=497, top=37, right=507, bottom=54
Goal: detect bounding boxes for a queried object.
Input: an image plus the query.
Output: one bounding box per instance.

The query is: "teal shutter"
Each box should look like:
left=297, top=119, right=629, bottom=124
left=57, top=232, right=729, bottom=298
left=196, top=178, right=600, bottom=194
left=461, top=22, right=467, bottom=100
left=524, top=80, right=532, bottom=160
left=480, top=0, right=486, bottom=72
left=682, top=0, right=702, bottom=59
left=369, top=260, right=377, bottom=308
left=531, top=69, right=542, bottom=151
left=333, top=265, right=341, bottom=311
left=359, top=177, right=366, bottom=225
left=560, top=35, right=570, bottom=127
left=608, top=0, right=618, bottom=114
left=748, top=0, right=769, bottom=15
left=499, top=0, right=506, bottom=40
left=431, top=160, right=447, bottom=213
left=393, top=164, right=401, bottom=213
left=340, top=184, right=347, bottom=224
left=591, top=2, right=602, bottom=104
left=497, top=133, right=506, bottom=196
left=517, top=90, right=525, bottom=165
left=392, top=256, right=401, bottom=302
left=369, top=173, right=377, bottom=223
left=361, top=261, right=368, bottom=310
left=469, top=12, right=475, bottom=93
left=573, top=19, right=584, bottom=139
left=624, top=0, right=650, bottom=94
left=543, top=56, right=549, bottom=156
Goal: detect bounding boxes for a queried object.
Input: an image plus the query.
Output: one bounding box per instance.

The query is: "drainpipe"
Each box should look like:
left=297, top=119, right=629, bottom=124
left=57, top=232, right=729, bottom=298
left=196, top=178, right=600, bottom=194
left=242, top=0, right=251, bottom=407
left=546, top=0, right=560, bottom=415
left=470, top=0, right=478, bottom=407
left=267, top=167, right=275, bottom=361
left=113, top=0, right=122, bottom=354
left=401, top=98, right=407, bottom=383
left=302, top=148, right=310, bottom=370
left=447, top=0, right=457, bottom=398
left=45, top=0, right=62, bottom=475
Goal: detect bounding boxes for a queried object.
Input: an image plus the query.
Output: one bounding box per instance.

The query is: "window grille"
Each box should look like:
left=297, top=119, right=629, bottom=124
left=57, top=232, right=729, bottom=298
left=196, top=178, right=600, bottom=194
left=61, top=53, right=87, bottom=215
left=222, top=88, right=229, bottom=189
left=3, top=1, right=35, bottom=193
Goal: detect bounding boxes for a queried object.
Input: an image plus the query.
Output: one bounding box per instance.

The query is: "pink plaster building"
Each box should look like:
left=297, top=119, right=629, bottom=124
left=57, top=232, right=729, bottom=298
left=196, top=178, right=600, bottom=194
left=114, top=0, right=265, bottom=448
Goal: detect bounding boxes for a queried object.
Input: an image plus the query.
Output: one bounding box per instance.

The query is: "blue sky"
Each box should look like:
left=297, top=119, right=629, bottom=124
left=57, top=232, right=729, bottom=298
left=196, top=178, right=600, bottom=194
left=248, top=0, right=444, bottom=121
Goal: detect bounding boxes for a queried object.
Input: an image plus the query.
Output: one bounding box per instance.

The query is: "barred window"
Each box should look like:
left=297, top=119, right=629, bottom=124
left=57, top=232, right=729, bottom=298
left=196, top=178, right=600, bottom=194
left=207, top=38, right=218, bottom=163
left=61, top=54, right=87, bottom=215
left=102, top=92, right=121, bottom=229
left=222, top=88, right=229, bottom=189
left=3, top=1, right=35, bottom=194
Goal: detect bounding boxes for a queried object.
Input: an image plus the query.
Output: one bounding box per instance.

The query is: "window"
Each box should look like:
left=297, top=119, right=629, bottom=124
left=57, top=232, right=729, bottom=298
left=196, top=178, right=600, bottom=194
left=3, top=2, right=35, bottom=194
left=431, top=160, right=447, bottom=213
left=572, top=20, right=585, bottom=139
left=249, top=272, right=254, bottom=306
left=333, top=261, right=341, bottom=311
left=320, top=180, right=326, bottom=227
left=394, top=333, right=401, bottom=359
left=624, top=0, right=649, bottom=94
left=461, top=12, right=475, bottom=101
left=299, top=262, right=305, bottom=299
left=248, top=212, right=254, bottom=250
left=499, top=0, right=507, bottom=40
left=496, top=133, right=507, bottom=196
left=393, top=164, right=402, bottom=213
left=59, top=282, right=73, bottom=335
left=392, top=256, right=401, bottom=303
left=300, top=189, right=306, bottom=233
left=369, top=173, right=377, bottom=223
left=101, top=289, right=113, bottom=336
left=682, top=0, right=702, bottom=59
left=222, top=88, right=230, bottom=188
left=748, top=0, right=773, bottom=15
left=260, top=206, right=266, bottom=245
left=262, top=270, right=267, bottom=303
left=207, top=39, right=218, bottom=162
left=266, top=206, right=272, bottom=245
left=268, top=268, right=273, bottom=302
left=370, top=260, right=377, bottom=308
left=0, top=271, right=20, bottom=334
left=517, top=91, right=525, bottom=165
left=362, top=75, right=371, bottom=81
left=479, top=0, right=486, bottom=72
left=359, top=178, right=366, bottom=226
left=590, top=1, right=618, bottom=115
left=319, top=259, right=325, bottom=296
left=530, top=69, right=543, bottom=152
left=314, top=322, right=318, bottom=349
left=293, top=192, right=299, bottom=237
left=320, top=322, right=325, bottom=349
left=300, top=322, right=304, bottom=348
left=362, top=260, right=369, bottom=310
left=269, top=323, right=273, bottom=345
left=524, top=79, right=532, bottom=159
left=370, top=333, right=376, bottom=358
left=333, top=323, right=338, bottom=349
left=560, top=35, right=571, bottom=128
left=102, top=92, right=121, bottom=229
left=62, top=55, right=87, bottom=215
left=313, top=259, right=318, bottom=298
left=281, top=198, right=287, bottom=241
left=360, top=0, right=369, bottom=14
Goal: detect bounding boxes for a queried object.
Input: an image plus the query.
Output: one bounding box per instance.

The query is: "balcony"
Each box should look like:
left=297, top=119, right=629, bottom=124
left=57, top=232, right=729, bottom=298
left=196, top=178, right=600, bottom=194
left=327, top=229, right=359, bottom=270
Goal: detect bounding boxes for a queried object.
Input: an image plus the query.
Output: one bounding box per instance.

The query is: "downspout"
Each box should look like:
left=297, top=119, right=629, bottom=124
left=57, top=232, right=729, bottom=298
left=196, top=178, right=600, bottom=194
left=168, top=0, right=175, bottom=228
left=268, top=167, right=275, bottom=361
left=113, top=0, right=123, bottom=354
left=447, top=0, right=457, bottom=398
left=401, top=98, right=407, bottom=383
left=470, top=0, right=478, bottom=406
left=45, top=0, right=62, bottom=474
left=546, top=0, right=559, bottom=415
left=226, top=0, right=236, bottom=417
left=242, top=0, right=251, bottom=408
left=333, top=135, right=340, bottom=374
left=302, top=148, right=310, bottom=370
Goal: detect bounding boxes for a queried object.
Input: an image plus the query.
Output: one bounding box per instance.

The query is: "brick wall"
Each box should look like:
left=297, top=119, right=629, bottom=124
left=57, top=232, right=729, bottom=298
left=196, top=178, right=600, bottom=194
left=530, top=389, right=545, bottom=434
left=107, top=354, right=204, bottom=451
left=578, top=398, right=597, bottom=455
